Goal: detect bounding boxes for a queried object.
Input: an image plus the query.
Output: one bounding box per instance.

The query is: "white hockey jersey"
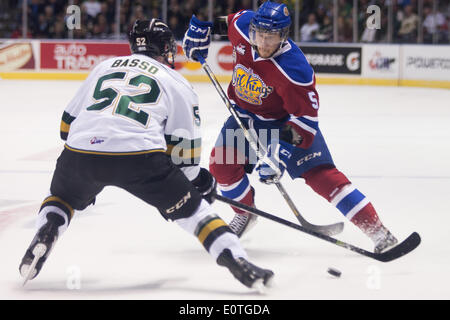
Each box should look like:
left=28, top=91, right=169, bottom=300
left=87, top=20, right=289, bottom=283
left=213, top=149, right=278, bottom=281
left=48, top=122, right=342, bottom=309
left=60, top=54, right=202, bottom=179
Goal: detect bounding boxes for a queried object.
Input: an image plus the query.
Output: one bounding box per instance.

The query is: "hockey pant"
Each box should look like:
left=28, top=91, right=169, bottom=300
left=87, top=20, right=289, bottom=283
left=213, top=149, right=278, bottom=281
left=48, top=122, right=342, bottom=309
left=36, top=148, right=247, bottom=261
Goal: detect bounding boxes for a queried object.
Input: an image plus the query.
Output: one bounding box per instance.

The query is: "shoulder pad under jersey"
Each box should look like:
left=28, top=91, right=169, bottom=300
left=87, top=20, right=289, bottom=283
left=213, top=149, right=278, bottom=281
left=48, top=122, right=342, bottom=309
left=232, top=10, right=254, bottom=40
left=272, top=40, right=315, bottom=86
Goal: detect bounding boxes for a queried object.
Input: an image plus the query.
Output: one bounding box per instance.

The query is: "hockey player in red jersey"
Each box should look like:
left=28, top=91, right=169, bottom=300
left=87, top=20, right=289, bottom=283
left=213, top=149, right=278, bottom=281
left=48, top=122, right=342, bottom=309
left=183, top=1, right=398, bottom=253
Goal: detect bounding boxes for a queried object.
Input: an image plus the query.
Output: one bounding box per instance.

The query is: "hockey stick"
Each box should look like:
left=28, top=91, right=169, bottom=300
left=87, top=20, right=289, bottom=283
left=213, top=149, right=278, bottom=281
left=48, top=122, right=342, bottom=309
left=215, top=194, right=421, bottom=262
left=196, top=55, right=343, bottom=236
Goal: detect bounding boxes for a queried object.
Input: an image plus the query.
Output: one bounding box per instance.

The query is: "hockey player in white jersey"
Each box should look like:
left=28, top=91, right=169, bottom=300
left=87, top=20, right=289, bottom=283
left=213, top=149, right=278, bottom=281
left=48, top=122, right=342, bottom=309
left=19, top=19, right=274, bottom=290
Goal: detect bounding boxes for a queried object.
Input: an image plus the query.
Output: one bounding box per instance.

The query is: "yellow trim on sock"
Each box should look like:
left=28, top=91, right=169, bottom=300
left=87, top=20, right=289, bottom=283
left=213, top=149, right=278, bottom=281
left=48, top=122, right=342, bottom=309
left=197, top=219, right=228, bottom=244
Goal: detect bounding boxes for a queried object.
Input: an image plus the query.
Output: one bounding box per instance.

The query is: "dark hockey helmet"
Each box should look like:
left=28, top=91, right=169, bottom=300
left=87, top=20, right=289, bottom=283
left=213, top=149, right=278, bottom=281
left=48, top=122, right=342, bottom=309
left=249, top=1, right=291, bottom=58
left=129, top=19, right=177, bottom=68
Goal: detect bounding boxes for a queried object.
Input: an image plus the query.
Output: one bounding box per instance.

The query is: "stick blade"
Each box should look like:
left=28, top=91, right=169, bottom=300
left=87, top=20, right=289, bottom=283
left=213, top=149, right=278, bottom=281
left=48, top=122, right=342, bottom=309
left=307, top=222, right=345, bottom=236
left=374, top=232, right=421, bottom=262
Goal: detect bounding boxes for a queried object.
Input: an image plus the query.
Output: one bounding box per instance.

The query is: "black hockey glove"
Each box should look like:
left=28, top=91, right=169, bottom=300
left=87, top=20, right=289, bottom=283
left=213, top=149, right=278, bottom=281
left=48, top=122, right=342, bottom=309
left=192, top=168, right=217, bottom=204
left=280, top=124, right=303, bottom=146
left=213, top=16, right=228, bottom=36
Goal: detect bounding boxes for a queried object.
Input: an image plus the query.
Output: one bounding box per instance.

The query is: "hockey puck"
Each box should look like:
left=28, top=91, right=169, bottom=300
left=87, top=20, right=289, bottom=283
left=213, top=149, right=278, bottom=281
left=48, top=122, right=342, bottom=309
left=327, top=267, right=341, bottom=278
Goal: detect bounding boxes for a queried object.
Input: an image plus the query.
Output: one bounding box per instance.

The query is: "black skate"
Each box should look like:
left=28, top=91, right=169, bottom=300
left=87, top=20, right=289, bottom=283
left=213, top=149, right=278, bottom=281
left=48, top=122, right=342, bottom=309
left=374, top=229, right=398, bottom=254
left=217, top=249, right=274, bottom=292
left=228, top=212, right=258, bottom=238
left=19, top=212, right=63, bottom=285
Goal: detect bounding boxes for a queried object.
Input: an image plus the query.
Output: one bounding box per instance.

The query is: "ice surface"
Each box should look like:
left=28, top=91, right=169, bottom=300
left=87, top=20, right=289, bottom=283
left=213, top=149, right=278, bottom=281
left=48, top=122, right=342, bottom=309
left=1, top=79, right=449, bottom=299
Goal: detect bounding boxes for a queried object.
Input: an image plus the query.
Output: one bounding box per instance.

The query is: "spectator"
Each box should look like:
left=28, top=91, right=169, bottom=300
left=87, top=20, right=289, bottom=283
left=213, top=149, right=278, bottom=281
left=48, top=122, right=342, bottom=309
left=337, top=16, right=352, bottom=42
left=72, top=24, right=88, bottom=39
left=224, top=0, right=238, bottom=15
left=35, top=13, right=50, bottom=38
left=398, top=0, right=412, bottom=8
left=180, top=0, right=196, bottom=24
left=100, top=1, right=115, bottom=26
left=121, top=0, right=131, bottom=21
left=397, top=5, right=419, bottom=42
left=29, top=0, right=43, bottom=32
left=96, top=13, right=110, bottom=35
left=52, top=17, right=66, bottom=39
left=338, top=0, right=352, bottom=19
left=299, top=0, right=315, bottom=27
left=236, top=0, right=252, bottom=12
left=43, top=4, right=55, bottom=24
left=47, top=0, right=64, bottom=16
left=29, top=0, right=43, bottom=19
left=8, top=0, right=447, bottom=44
left=10, top=25, right=32, bottom=39
left=423, top=5, right=446, bottom=43
left=315, top=4, right=327, bottom=25
left=300, top=13, right=319, bottom=42
left=168, top=15, right=185, bottom=40
left=128, top=3, right=146, bottom=25
left=316, top=15, right=333, bottom=42
left=120, top=11, right=129, bottom=33
left=150, top=8, right=160, bottom=20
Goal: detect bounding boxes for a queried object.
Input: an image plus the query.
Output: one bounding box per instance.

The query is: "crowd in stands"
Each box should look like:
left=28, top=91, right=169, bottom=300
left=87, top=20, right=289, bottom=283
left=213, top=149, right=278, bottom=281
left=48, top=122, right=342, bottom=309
left=1, top=0, right=448, bottom=43
left=300, top=0, right=449, bottom=43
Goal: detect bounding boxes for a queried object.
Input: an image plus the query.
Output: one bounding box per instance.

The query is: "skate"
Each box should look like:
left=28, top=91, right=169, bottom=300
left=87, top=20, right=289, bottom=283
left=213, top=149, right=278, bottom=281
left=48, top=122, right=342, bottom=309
left=373, top=227, right=398, bottom=254
left=229, top=212, right=258, bottom=238
left=217, top=249, right=274, bottom=292
left=19, top=212, right=63, bottom=285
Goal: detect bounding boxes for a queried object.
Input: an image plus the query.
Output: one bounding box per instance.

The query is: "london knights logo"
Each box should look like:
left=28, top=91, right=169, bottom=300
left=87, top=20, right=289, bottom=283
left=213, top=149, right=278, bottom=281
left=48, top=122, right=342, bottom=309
left=231, top=64, right=273, bottom=105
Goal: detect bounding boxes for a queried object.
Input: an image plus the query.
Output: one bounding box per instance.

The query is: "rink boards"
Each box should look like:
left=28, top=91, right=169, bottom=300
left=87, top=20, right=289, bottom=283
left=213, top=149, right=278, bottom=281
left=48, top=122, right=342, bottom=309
left=0, top=40, right=449, bottom=89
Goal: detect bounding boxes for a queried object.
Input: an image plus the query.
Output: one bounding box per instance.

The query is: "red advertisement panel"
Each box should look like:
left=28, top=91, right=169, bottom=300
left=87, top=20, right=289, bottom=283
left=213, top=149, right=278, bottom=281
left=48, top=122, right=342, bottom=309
left=217, top=44, right=233, bottom=71
left=40, top=42, right=131, bottom=71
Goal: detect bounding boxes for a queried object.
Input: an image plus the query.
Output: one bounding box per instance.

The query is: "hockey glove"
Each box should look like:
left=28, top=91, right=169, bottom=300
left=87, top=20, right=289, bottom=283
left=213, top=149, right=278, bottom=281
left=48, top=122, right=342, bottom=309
left=192, top=168, right=217, bottom=204
left=280, top=124, right=303, bottom=146
left=213, top=16, right=228, bottom=36
left=256, top=140, right=294, bottom=184
left=182, top=15, right=213, bottom=62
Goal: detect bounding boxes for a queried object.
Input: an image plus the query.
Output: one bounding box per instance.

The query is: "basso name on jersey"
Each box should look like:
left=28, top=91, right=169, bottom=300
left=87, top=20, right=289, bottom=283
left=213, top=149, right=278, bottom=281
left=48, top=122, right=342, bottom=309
left=111, top=58, right=159, bottom=74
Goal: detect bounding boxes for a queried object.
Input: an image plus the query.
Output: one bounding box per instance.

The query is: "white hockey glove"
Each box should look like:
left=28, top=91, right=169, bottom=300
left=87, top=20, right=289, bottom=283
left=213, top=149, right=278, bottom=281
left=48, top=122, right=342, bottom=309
left=256, top=140, right=294, bottom=184
left=182, top=15, right=213, bottom=62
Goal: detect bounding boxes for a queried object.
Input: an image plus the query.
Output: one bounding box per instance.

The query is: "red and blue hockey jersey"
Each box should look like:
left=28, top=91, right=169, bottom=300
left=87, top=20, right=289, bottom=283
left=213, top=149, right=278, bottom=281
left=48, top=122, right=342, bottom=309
left=227, top=10, right=319, bottom=149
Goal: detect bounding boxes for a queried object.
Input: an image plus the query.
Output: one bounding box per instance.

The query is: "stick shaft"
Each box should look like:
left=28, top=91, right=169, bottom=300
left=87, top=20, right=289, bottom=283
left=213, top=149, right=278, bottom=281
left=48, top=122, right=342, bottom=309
left=215, top=194, right=371, bottom=259
left=198, top=56, right=322, bottom=227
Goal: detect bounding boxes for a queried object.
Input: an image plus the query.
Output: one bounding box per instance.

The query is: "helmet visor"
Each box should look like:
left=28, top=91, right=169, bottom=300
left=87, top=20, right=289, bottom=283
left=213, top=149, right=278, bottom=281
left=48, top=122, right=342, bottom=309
left=249, top=23, right=288, bottom=58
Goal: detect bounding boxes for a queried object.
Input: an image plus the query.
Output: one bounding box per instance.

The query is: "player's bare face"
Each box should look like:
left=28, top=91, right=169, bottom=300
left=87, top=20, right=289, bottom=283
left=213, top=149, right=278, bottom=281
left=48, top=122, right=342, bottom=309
left=254, top=30, right=282, bottom=58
